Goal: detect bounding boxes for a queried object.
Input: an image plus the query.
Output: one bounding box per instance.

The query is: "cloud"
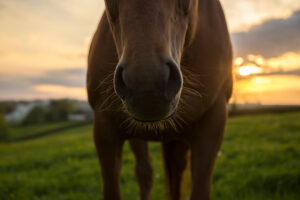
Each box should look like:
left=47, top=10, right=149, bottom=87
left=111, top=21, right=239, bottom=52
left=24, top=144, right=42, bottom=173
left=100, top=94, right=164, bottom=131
left=231, top=10, right=300, bottom=58
left=259, top=69, right=300, bottom=77
left=236, top=69, right=300, bottom=81
left=34, top=84, right=86, bottom=100
left=265, top=52, right=300, bottom=71
left=0, top=75, right=41, bottom=100
left=0, top=0, right=104, bottom=75
left=32, top=68, right=86, bottom=87
left=221, top=0, right=300, bottom=32
left=0, top=68, right=87, bottom=100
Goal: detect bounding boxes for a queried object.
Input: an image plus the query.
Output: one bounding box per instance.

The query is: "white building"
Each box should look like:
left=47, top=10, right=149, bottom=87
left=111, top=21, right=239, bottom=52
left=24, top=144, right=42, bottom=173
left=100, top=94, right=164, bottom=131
left=5, top=100, right=49, bottom=122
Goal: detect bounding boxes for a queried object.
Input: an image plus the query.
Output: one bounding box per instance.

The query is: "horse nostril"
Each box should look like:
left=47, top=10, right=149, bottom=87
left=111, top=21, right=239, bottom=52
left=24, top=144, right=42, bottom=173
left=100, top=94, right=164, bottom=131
left=114, top=65, right=127, bottom=100
left=165, top=60, right=182, bottom=100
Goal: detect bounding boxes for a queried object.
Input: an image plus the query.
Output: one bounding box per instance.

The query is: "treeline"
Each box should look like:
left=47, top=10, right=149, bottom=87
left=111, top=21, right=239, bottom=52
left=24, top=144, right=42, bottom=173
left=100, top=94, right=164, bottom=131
left=0, top=115, right=11, bottom=141
left=0, top=102, right=16, bottom=140
left=22, top=100, right=74, bottom=125
left=0, top=100, right=76, bottom=141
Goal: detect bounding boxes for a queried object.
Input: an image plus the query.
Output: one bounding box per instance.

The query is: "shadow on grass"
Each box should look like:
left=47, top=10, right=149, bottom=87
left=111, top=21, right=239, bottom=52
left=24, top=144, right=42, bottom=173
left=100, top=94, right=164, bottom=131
left=6, top=121, right=92, bottom=143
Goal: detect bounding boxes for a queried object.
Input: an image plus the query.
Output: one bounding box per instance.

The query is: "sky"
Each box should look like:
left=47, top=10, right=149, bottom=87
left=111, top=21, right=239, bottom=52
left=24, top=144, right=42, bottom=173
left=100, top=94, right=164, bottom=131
left=0, top=0, right=299, bottom=105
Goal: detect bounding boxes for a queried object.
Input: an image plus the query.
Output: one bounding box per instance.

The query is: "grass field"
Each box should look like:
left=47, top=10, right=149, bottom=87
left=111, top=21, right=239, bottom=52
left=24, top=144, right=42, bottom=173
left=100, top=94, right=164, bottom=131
left=7, top=121, right=81, bottom=141
left=0, top=112, right=299, bottom=200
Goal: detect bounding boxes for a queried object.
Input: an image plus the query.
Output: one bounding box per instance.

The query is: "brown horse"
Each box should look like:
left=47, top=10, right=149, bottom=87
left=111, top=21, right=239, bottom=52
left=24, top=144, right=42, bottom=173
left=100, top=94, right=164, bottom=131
left=87, top=0, right=232, bottom=199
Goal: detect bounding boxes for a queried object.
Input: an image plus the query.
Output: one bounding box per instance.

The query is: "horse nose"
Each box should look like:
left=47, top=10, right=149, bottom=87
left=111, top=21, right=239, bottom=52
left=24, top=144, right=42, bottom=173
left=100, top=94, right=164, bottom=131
left=114, top=64, right=127, bottom=100
left=114, top=59, right=182, bottom=101
left=165, top=60, right=182, bottom=100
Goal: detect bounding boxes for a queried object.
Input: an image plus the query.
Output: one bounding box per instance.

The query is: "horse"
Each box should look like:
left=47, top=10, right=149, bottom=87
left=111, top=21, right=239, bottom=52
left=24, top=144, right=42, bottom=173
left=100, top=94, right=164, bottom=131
left=87, top=0, right=232, bottom=199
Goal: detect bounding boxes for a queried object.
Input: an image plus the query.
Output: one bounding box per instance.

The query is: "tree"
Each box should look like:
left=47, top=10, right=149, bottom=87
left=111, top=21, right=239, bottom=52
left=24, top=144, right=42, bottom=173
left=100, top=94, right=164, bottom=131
left=22, top=106, right=47, bottom=125
left=47, top=99, right=74, bottom=121
left=0, top=102, right=15, bottom=115
left=0, top=114, right=11, bottom=141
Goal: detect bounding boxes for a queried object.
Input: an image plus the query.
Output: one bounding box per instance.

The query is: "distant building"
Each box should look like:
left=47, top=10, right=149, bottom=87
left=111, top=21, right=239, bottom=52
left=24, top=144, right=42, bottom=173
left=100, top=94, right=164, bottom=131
left=67, top=100, right=93, bottom=121
left=68, top=110, right=93, bottom=121
left=68, top=114, right=86, bottom=121
left=5, top=100, right=49, bottom=122
left=4, top=99, right=93, bottom=123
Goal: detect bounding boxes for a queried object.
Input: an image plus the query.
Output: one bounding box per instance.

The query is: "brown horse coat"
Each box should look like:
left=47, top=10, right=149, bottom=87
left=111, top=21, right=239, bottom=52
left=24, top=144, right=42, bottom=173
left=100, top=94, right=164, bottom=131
left=87, top=0, right=232, bottom=199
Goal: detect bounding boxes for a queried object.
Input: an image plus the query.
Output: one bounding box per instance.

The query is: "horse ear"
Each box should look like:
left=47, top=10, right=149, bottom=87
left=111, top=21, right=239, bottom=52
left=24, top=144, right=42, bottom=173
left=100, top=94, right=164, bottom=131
left=105, top=0, right=119, bottom=22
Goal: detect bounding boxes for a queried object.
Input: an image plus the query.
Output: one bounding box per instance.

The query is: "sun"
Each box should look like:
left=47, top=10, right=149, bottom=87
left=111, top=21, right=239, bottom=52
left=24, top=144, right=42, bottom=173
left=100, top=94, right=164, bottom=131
left=238, top=65, right=262, bottom=76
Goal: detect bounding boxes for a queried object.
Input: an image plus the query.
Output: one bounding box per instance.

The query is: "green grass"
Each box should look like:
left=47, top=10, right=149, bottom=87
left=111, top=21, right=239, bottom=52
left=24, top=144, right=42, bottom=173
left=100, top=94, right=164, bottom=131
left=0, top=112, right=299, bottom=200
left=213, top=112, right=300, bottom=200
left=8, top=121, right=80, bottom=140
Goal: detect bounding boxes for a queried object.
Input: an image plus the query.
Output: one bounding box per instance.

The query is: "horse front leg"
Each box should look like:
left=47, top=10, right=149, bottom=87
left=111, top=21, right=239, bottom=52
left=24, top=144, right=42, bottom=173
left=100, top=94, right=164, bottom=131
left=93, top=113, right=124, bottom=200
left=189, top=96, right=227, bottom=200
left=162, top=141, right=189, bottom=200
left=129, top=139, right=153, bottom=200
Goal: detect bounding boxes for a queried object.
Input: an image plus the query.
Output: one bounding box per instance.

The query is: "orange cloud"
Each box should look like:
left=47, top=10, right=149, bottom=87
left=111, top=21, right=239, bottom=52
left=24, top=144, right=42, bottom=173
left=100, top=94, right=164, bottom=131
left=34, top=84, right=86, bottom=100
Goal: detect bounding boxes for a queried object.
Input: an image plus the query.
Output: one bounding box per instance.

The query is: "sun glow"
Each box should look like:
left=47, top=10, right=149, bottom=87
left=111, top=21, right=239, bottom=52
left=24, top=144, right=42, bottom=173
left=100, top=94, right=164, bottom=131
left=232, top=75, right=300, bottom=105
left=238, top=65, right=262, bottom=76
left=234, top=57, right=244, bottom=66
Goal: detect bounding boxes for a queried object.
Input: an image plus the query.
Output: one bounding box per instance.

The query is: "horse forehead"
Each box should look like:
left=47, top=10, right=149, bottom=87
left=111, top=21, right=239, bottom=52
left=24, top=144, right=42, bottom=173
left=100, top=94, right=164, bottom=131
left=121, top=0, right=170, bottom=11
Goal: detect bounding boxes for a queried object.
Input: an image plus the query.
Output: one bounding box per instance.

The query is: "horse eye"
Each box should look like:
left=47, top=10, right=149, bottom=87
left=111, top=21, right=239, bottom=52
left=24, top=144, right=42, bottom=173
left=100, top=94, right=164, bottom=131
left=105, top=0, right=119, bottom=22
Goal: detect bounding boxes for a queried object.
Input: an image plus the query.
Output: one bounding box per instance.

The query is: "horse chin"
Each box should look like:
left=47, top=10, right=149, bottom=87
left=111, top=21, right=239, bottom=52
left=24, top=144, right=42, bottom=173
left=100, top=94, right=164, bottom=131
left=132, top=109, right=176, bottom=123
left=121, top=96, right=181, bottom=132
left=125, top=97, right=180, bottom=123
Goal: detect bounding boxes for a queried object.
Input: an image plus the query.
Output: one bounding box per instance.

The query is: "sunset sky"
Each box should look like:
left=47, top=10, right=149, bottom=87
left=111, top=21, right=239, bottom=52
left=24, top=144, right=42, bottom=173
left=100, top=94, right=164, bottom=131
left=0, top=0, right=299, bottom=105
